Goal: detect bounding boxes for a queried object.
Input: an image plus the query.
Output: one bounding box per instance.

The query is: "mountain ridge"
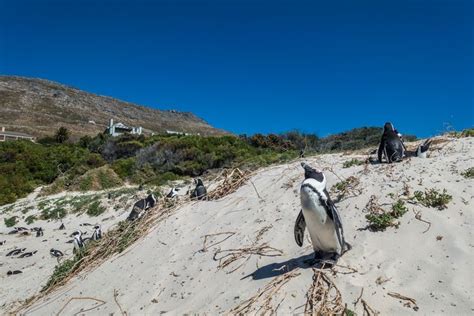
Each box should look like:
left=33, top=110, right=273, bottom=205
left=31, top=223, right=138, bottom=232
left=0, top=75, right=227, bottom=138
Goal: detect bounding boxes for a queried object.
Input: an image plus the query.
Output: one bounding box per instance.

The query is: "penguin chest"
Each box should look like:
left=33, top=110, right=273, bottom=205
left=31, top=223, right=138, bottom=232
left=300, top=189, right=340, bottom=253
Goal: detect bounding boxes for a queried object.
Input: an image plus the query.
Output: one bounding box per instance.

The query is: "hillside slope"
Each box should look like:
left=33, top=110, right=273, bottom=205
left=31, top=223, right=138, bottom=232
left=2, top=137, right=473, bottom=314
left=0, top=76, right=227, bottom=138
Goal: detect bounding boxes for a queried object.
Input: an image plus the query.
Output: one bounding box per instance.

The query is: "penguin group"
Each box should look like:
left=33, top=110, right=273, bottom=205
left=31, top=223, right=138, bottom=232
left=71, top=225, right=103, bottom=254
left=378, top=122, right=432, bottom=163
left=127, top=194, right=157, bottom=221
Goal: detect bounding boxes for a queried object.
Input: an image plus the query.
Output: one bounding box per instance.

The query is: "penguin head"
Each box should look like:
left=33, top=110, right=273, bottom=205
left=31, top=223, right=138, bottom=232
left=384, top=122, right=395, bottom=132
left=195, top=178, right=204, bottom=187
left=301, top=162, right=326, bottom=185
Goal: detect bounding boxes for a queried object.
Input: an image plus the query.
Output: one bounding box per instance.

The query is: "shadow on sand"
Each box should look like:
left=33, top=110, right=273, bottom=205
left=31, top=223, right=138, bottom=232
left=244, top=253, right=319, bottom=281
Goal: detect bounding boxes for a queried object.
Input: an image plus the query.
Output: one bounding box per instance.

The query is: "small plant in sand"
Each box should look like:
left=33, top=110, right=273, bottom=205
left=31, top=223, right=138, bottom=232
left=4, top=216, right=18, bottom=227
left=342, top=158, right=364, bottom=168
left=42, top=249, right=88, bottom=292
left=365, top=198, right=408, bottom=231
left=413, top=189, right=452, bottom=210
left=86, top=200, right=106, bottom=216
left=461, top=167, right=474, bottom=179
left=41, top=207, right=67, bottom=220
left=333, top=176, right=359, bottom=192
left=25, top=215, right=37, bottom=225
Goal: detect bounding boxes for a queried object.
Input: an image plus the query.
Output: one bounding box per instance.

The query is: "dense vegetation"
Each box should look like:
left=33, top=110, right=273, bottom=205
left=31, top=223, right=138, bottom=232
left=0, top=126, right=415, bottom=206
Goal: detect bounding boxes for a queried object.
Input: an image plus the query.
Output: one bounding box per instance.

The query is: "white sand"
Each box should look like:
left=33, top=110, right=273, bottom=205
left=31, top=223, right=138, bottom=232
left=1, top=137, right=473, bottom=315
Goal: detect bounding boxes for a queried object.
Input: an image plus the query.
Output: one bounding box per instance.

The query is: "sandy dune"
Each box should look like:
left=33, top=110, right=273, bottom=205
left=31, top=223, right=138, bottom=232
left=1, top=137, right=473, bottom=315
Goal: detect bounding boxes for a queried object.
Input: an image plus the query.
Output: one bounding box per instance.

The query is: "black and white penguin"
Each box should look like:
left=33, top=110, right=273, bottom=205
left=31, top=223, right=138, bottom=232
left=71, top=231, right=85, bottom=254
left=191, top=179, right=207, bottom=200
left=0, top=240, right=6, bottom=246
left=166, top=187, right=179, bottom=198
left=7, top=270, right=22, bottom=276
left=58, top=223, right=66, bottom=230
left=31, top=227, right=43, bottom=237
left=127, top=194, right=157, bottom=221
left=91, top=225, right=102, bottom=241
left=377, top=122, right=405, bottom=163
left=18, top=250, right=37, bottom=258
left=416, top=139, right=432, bottom=158
left=294, top=162, right=351, bottom=265
left=6, top=248, right=26, bottom=257
left=50, top=249, right=64, bottom=258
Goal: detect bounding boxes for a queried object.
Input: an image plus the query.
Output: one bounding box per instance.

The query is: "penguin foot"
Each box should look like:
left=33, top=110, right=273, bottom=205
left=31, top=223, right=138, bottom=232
left=303, top=251, right=324, bottom=266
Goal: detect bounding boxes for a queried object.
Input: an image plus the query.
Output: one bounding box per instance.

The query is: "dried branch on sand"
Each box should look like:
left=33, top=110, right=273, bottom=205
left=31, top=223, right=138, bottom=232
left=207, top=168, right=251, bottom=200
left=212, top=225, right=281, bottom=274
left=388, top=291, right=419, bottom=311
left=229, top=269, right=301, bottom=314
left=305, top=268, right=345, bottom=315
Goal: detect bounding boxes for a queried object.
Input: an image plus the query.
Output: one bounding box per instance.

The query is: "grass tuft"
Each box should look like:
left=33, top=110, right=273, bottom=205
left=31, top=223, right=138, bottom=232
left=365, top=199, right=408, bottom=231
left=413, top=189, right=452, bottom=210
left=342, top=158, right=364, bottom=168
left=461, top=167, right=474, bottom=179
left=4, top=216, right=18, bottom=227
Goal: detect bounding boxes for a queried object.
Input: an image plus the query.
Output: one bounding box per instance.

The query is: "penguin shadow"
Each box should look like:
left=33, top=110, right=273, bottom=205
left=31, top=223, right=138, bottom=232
left=243, top=253, right=319, bottom=280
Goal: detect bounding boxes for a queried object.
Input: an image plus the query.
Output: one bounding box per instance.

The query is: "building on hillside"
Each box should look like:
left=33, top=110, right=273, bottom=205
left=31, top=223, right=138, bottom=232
left=0, top=127, right=36, bottom=142
left=106, top=119, right=143, bottom=137
left=166, top=130, right=199, bottom=136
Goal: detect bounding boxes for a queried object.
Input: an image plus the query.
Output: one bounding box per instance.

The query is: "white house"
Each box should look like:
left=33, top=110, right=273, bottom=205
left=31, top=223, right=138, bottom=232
left=107, top=119, right=142, bottom=137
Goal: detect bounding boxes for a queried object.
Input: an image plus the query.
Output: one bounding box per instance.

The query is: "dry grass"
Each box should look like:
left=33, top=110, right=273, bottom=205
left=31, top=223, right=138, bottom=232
left=229, top=269, right=301, bottom=314
left=207, top=168, right=251, bottom=200
left=304, top=268, right=345, bottom=314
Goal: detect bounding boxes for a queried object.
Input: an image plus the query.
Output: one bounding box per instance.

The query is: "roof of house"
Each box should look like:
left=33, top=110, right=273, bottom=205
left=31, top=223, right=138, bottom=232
left=0, top=131, right=35, bottom=138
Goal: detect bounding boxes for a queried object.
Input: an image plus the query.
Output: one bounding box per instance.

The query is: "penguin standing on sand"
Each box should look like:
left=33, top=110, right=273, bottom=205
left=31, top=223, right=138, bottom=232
left=378, top=122, right=405, bottom=163
left=191, top=179, right=207, bottom=200
left=294, top=163, right=351, bottom=265
left=71, top=231, right=84, bottom=254
left=166, top=187, right=179, bottom=198
left=91, top=225, right=102, bottom=241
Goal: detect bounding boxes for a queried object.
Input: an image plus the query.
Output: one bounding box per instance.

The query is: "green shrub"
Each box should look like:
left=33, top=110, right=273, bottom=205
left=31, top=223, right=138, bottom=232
left=25, top=215, right=37, bottom=225
left=461, top=167, right=474, bottom=179
left=87, top=200, right=106, bottom=216
left=41, top=207, right=67, bottom=220
left=343, top=158, right=365, bottom=168
left=413, top=189, right=452, bottom=210
left=366, top=199, right=408, bottom=231
left=4, top=216, right=18, bottom=227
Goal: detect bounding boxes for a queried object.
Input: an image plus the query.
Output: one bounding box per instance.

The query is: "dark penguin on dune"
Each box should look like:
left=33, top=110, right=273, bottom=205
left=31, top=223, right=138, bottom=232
left=127, top=194, right=157, bottom=221
left=378, top=122, right=405, bottom=163
left=294, top=162, right=351, bottom=266
left=91, top=225, right=102, bottom=241
left=50, top=249, right=64, bottom=258
left=18, top=250, right=37, bottom=258
left=191, top=179, right=207, bottom=200
left=71, top=231, right=85, bottom=254
left=6, top=248, right=26, bottom=257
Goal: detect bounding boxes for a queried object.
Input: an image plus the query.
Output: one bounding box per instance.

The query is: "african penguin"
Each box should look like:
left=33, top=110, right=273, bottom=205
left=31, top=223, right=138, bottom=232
left=6, top=248, right=26, bottom=257
left=18, top=251, right=37, bottom=258
left=416, top=139, right=432, bottom=158
left=0, top=240, right=5, bottom=246
left=166, top=187, right=179, bottom=198
left=71, top=231, right=85, bottom=254
left=294, top=162, right=351, bottom=265
left=91, top=225, right=102, bottom=241
left=191, top=179, right=207, bottom=200
left=377, top=122, right=405, bottom=163
left=50, top=249, right=64, bottom=258
left=127, top=194, right=157, bottom=221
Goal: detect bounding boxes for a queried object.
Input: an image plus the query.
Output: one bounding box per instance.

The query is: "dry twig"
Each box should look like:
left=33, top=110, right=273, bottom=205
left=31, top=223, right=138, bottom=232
left=57, top=297, right=106, bottom=315
left=388, top=291, right=419, bottom=310
left=304, top=268, right=345, bottom=315
left=113, top=289, right=126, bottom=316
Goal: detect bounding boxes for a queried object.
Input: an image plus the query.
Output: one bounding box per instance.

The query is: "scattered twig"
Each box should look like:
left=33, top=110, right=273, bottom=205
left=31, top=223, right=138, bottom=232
left=113, top=289, right=126, bottom=316
left=354, top=288, right=364, bottom=307
left=200, top=232, right=236, bottom=252
left=361, top=298, right=379, bottom=316
left=388, top=291, right=418, bottom=310
left=304, top=268, right=345, bottom=314
left=56, top=297, right=106, bottom=315
left=413, top=210, right=431, bottom=233
left=229, top=269, right=301, bottom=314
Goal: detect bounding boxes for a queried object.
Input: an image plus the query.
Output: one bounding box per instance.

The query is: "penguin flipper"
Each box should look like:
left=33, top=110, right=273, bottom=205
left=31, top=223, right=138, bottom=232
left=327, top=200, right=348, bottom=253
left=294, top=210, right=306, bottom=247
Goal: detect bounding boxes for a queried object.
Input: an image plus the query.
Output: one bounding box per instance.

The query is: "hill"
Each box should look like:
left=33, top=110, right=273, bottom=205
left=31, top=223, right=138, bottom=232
left=1, top=136, right=472, bottom=314
left=0, top=76, right=227, bottom=138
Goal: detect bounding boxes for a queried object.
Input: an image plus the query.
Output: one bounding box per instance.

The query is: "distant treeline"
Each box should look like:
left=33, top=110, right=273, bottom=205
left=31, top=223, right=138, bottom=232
left=0, top=126, right=414, bottom=206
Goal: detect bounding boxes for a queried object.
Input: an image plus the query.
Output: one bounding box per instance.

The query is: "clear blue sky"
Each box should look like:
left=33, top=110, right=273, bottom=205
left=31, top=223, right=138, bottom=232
left=0, top=0, right=472, bottom=137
